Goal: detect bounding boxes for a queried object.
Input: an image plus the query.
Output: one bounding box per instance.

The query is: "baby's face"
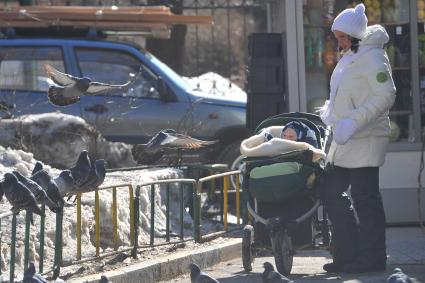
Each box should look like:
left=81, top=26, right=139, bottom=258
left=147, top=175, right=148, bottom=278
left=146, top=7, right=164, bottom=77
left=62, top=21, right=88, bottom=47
left=281, top=128, right=297, bottom=141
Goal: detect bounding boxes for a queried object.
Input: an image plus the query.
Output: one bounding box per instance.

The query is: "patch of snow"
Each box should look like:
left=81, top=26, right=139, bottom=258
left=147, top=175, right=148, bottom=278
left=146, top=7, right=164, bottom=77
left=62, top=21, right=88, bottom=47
left=183, top=72, right=247, bottom=103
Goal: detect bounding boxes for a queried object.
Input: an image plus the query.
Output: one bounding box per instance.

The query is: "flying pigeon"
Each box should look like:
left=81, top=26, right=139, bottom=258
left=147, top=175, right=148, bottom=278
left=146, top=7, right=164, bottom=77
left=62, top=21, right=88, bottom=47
left=13, top=171, right=58, bottom=210
left=132, top=129, right=216, bottom=165
left=78, top=159, right=106, bottom=193
left=23, top=262, right=48, bottom=283
left=45, top=64, right=134, bottom=106
left=53, top=170, right=76, bottom=197
left=99, top=275, right=112, bottom=283
left=30, top=169, right=63, bottom=212
left=31, top=161, right=44, bottom=175
left=262, top=262, right=293, bottom=283
left=70, top=150, right=91, bottom=187
left=387, top=268, right=413, bottom=283
left=2, top=173, right=41, bottom=216
left=189, top=263, right=219, bottom=283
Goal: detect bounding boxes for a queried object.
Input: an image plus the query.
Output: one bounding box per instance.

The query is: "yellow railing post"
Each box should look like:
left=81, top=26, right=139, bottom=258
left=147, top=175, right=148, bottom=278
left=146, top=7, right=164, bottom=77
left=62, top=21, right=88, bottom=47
left=95, top=190, right=100, bottom=257
left=129, top=185, right=135, bottom=246
left=76, top=193, right=82, bottom=260
left=112, top=187, right=118, bottom=251
left=223, top=176, right=229, bottom=231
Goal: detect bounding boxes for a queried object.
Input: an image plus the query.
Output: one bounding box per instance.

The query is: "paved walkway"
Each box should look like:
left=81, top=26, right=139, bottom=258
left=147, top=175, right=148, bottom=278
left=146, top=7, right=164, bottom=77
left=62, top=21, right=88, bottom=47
left=75, top=227, right=425, bottom=283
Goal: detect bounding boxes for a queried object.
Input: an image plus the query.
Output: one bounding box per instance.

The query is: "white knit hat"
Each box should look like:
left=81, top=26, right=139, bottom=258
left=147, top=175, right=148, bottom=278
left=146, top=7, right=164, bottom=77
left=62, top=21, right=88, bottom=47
left=331, top=3, right=368, bottom=40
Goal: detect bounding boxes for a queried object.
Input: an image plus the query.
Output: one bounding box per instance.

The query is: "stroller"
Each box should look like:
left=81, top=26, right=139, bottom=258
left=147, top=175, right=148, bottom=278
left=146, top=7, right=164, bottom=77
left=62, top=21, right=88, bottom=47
left=240, top=112, right=332, bottom=275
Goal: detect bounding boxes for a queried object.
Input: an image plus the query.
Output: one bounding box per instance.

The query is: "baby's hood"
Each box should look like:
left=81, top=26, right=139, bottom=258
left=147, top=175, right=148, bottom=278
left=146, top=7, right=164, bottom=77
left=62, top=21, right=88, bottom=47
left=360, top=24, right=389, bottom=47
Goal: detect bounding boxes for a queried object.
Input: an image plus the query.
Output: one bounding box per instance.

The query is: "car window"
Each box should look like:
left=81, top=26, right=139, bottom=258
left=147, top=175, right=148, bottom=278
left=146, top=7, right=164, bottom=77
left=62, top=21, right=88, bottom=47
left=75, top=48, right=160, bottom=99
left=0, top=47, right=64, bottom=91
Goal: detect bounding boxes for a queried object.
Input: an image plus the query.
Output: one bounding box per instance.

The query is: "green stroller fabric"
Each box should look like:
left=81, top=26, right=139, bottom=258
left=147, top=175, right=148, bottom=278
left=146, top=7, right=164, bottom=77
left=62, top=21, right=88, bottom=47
left=248, top=160, right=315, bottom=203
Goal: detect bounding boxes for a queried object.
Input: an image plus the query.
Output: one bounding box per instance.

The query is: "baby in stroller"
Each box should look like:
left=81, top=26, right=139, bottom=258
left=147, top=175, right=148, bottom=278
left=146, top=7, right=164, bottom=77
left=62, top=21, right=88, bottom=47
left=239, top=113, right=329, bottom=275
left=263, top=120, right=318, bottom=148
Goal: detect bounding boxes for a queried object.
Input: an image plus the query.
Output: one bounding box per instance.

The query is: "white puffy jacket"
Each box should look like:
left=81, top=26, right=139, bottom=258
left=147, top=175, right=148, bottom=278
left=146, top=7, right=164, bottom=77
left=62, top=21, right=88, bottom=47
left=326, top=25, right=396, bottom=168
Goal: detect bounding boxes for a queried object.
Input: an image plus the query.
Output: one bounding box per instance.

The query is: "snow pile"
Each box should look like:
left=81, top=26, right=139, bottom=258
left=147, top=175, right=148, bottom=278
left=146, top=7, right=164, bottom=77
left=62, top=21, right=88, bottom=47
left=0, top=114, right=195, bottom=280
left=0, top=113, right=136, bottom=169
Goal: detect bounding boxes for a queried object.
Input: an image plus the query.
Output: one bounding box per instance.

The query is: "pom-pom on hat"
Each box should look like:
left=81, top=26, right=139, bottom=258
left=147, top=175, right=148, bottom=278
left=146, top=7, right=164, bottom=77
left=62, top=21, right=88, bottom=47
left=331, top=3, right=368, bottom=40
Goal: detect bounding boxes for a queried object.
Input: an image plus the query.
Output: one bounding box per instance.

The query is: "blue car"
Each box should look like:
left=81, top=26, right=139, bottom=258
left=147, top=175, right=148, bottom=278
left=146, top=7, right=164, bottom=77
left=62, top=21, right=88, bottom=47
left=0, top=36, right=247, bottom=167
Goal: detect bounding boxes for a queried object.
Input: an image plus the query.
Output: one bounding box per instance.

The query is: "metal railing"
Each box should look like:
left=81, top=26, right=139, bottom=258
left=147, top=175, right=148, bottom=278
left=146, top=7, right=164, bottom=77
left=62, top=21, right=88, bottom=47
left=195, top=170, right=242, bottom=242
left=0, top=165, right=244, bottom=280
left=0, top=205, right=63, bottom=282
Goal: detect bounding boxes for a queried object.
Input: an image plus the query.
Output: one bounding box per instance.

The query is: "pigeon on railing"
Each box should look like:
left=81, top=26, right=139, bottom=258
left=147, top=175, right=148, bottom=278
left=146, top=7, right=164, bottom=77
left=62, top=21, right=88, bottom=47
left=13, top=171, right=57, bottom=210
left=262, top=262, right=293, bottom=283
left=132, top=129, right=216, bottom=166
left=70, top=150, right=91, bottom=187
left=45, top=64, right=134, bottom=106
left=78, top=159, right=106, bottom=193
left=30, top=170, right=63, bottom=211
left=387, top=268, right=413, bottom=283
left=23, top=262, right=47, bottom=283
left=54, top=170, right=76, bottom=197
left=2, top=173, right=41, bottom=217
left=189, top=263, right=219, bottom=283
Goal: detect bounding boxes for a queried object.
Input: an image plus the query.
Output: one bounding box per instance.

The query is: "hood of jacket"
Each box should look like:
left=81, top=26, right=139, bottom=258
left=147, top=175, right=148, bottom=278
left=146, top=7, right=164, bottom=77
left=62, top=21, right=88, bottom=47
left=360, top=24, right=389, bottom=47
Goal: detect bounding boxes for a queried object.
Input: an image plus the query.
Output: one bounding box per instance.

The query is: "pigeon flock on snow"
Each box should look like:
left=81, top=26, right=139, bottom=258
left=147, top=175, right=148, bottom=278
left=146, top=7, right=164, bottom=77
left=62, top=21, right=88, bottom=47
left=132, top=129, right=217, bottom=166
left=44, top=64, right=134, bottom=106
left=0, top=150, right=106, bottom=219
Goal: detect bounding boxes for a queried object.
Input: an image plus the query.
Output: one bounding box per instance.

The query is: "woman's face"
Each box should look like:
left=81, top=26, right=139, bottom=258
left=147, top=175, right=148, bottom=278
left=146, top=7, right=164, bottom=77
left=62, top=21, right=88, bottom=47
left=333, top=30, right=352, bottom=52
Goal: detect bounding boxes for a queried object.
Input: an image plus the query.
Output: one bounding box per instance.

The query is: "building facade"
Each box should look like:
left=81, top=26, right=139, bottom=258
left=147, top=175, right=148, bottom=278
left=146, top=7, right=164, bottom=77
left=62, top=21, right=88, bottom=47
left=269, top=0, right=425, bottom=224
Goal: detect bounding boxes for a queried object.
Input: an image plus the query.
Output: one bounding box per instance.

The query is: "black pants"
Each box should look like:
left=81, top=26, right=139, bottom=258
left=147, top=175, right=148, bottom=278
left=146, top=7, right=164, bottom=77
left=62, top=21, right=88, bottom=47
left=321, top=166, right=386, bottom=265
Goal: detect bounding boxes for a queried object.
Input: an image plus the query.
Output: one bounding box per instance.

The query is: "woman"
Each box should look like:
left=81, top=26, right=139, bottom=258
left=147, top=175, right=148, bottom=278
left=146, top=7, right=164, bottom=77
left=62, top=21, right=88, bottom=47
left=319, top=3, right=396, bottom=273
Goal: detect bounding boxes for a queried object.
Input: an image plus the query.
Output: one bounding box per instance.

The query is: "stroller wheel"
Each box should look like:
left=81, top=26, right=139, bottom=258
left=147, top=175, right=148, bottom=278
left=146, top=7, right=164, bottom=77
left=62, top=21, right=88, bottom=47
left=271, top=231, right=293, bottom=276
left=242, top=225, right=255, bottom=271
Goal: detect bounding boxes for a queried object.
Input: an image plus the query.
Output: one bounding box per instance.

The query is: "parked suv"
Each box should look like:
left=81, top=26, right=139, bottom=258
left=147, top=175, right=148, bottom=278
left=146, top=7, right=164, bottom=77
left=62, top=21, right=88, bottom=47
left=0, top=30, right=247, bottom=167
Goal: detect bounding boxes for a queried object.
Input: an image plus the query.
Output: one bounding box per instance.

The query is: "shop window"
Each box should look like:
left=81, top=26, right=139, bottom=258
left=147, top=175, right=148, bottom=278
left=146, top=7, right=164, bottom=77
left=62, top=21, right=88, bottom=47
left=303, top=0, right=417, bottom=143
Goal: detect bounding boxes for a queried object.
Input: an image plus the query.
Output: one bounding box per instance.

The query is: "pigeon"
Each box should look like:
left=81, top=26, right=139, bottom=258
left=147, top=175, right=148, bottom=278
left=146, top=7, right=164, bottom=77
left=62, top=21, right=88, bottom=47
left=99, top=275, right=112, bottom=283
left=2, top=173, right=41, bottom=216
left=45, top=64, right=134, bottom=106
left=78, top=159, right=106, bottom=193
left=31, top=161, right=44, bottom=175
left=30, top=170, right=63, bottom=212
left=132, top=129, right=216, bottom=165
left=23, top=262, right=48, bottom=283
left=53, top=170, right=76, bottom=197
left=262, top=262, right=293, bottom=283
left=13, top=171, right=58, bottom=210
left=189, top=263, right=219, bottom=283
left=70, top=150, right=91, bottom=187
left=387, top=268, right=413, bottom=283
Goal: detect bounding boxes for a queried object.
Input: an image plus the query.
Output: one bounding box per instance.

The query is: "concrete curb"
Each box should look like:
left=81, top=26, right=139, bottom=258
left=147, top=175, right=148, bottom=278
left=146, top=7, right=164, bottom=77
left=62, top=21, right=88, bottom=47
left=68, top=238, right=242, bottom=283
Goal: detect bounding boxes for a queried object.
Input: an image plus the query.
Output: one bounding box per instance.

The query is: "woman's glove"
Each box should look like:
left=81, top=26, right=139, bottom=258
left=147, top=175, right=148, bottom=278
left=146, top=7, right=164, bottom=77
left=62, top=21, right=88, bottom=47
left=333, top=118, right=358, bottom=145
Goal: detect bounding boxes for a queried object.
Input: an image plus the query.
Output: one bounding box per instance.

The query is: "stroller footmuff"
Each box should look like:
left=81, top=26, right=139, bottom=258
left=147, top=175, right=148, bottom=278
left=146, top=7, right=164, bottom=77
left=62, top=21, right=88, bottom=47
left=240, top=112, right=332, bottom=275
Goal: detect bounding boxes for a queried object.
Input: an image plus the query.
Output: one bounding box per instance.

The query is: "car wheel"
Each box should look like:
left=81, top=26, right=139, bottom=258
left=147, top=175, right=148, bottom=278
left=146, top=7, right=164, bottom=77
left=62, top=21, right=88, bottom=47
left=216, top=140, right=242, bottom=166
